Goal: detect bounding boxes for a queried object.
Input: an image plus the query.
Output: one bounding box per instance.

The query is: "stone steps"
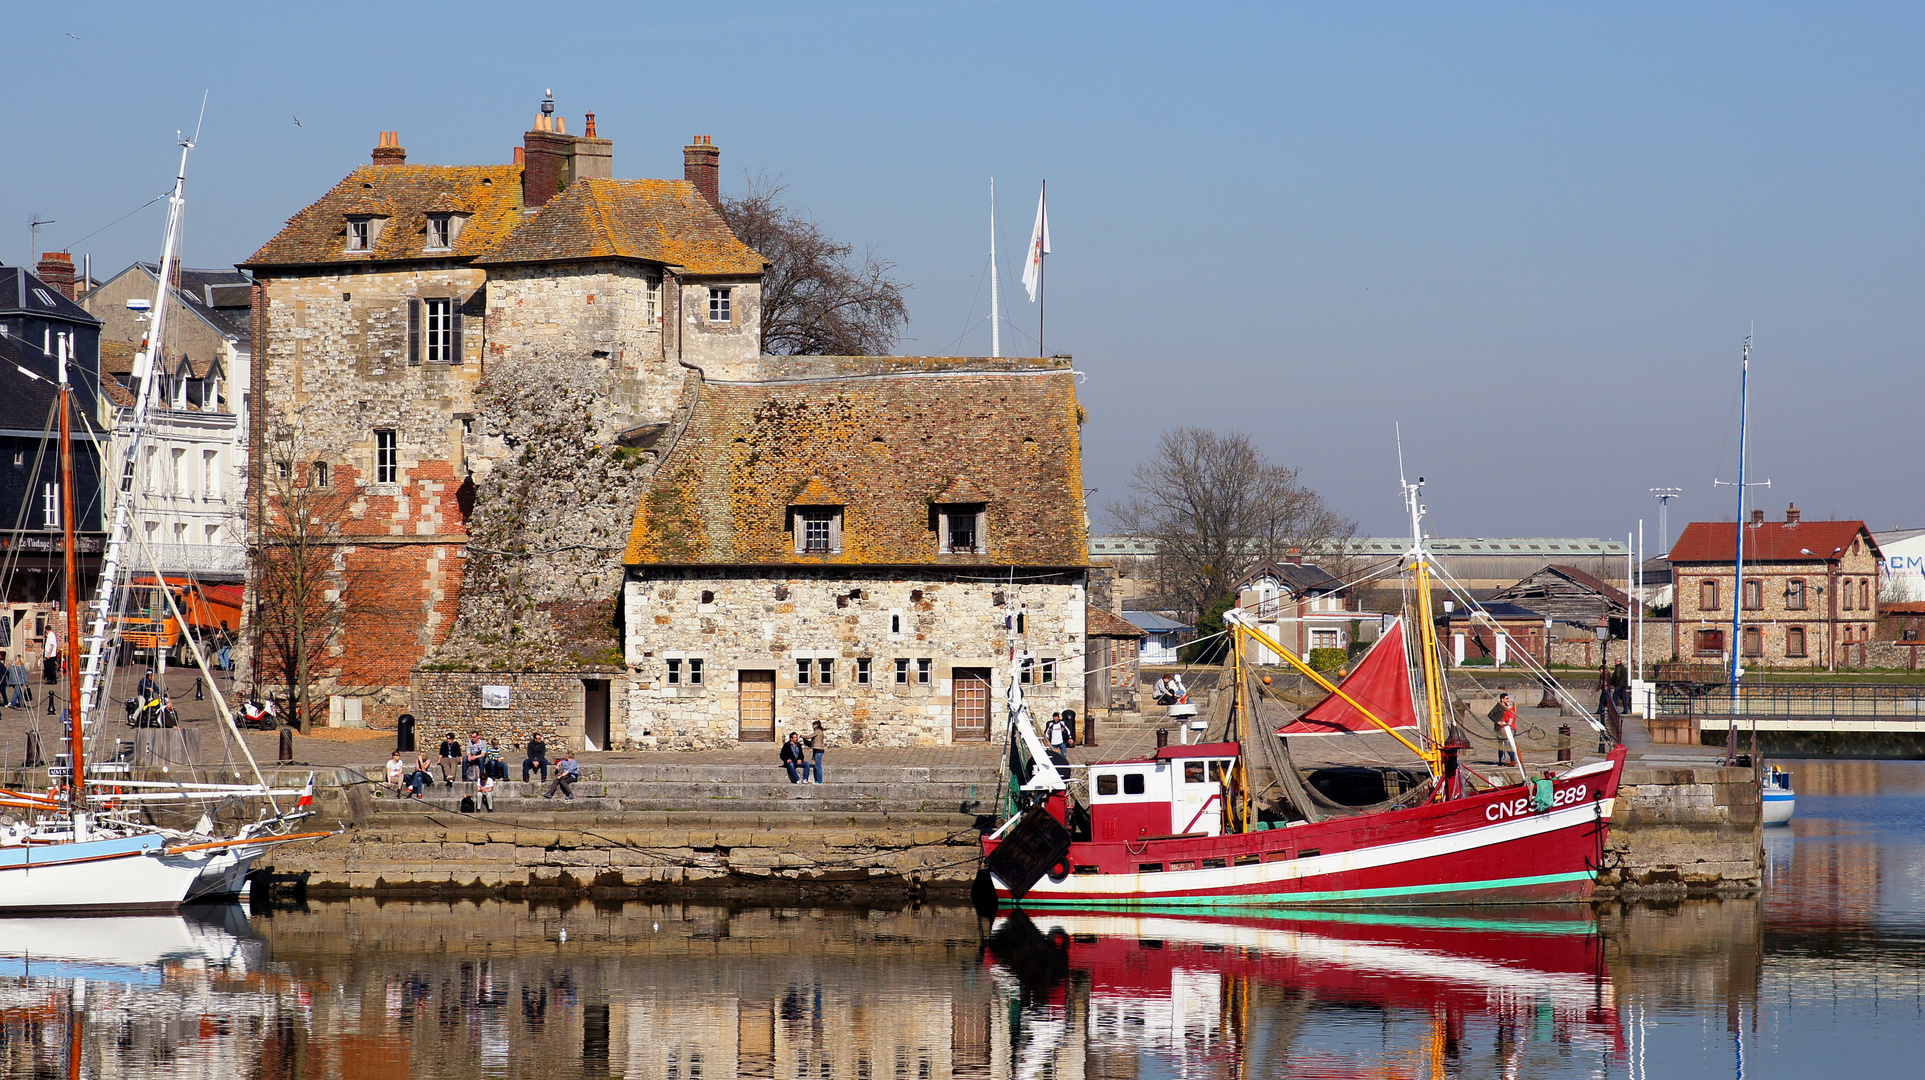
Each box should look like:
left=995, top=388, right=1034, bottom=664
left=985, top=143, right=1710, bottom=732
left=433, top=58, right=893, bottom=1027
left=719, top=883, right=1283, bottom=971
left=365, top=764, right=1003, bottom=785
left=356, top=807, right=982, bottom=830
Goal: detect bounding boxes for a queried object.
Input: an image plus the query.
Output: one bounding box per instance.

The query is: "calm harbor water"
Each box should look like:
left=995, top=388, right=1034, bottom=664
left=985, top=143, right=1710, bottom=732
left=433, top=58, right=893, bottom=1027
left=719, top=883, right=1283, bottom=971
left=2, top=759, right=1919, bottom=1079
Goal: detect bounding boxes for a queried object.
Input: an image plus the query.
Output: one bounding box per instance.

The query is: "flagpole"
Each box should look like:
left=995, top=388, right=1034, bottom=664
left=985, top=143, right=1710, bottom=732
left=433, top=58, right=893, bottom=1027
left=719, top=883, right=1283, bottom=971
left=1039, top=178, right=1046, bottom=357
left=989, top=178, right=1001, bottom=358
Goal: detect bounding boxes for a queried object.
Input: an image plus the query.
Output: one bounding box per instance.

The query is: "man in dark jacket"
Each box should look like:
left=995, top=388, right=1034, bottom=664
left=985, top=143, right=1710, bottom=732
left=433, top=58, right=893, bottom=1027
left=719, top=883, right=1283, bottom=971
left=523, top=732, right=550, bottom=782
left=779, top=732, right=806, bottom=783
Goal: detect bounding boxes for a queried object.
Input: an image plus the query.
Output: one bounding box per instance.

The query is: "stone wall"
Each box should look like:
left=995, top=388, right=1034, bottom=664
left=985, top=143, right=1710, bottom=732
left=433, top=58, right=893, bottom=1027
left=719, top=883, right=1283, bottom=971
left=675, top=278, right=762, bottom=368
left=623, top=569, right=1086, bottom=749
left=1596, top=763, right=1761, bottom=897
left=1670, top=545, right=1883, bottom=667
left=409, top=668, right=617, bottom=753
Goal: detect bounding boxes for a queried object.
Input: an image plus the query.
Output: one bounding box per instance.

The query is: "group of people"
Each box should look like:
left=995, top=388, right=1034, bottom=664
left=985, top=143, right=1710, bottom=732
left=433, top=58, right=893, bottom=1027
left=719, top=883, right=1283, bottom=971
left=388, top=729, right=581, bottom=807
left=3, top=658, right=34, bottom=709
left=778, top=721, right=829, bottom=783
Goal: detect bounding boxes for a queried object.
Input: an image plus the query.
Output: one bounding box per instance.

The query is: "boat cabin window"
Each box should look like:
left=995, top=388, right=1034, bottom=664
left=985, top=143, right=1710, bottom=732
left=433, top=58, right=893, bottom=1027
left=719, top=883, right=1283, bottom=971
left=1184, top=761, right=1207, bottom=783
left=1123, top=773, right=1145, bottom=795
left=1096, top=774, right=1117, bottom=796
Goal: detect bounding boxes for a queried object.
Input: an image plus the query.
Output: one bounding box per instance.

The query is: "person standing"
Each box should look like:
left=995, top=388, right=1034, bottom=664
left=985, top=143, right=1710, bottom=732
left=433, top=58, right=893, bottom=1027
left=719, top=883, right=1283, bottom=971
left=41, top=626, right=59, bottom=685
left=215, top=622, right=233, bottom=672
left=1489, top=692, right=1518, bottom=766
left=5, top=657, right=24, bottom=709
left=807, top=721, right=828, bottom=784
left=522, top=731, right=550, bottom=783
left=779, top=732, right=806, bottom=784
left=1045, top=712, right=1072, bottom=754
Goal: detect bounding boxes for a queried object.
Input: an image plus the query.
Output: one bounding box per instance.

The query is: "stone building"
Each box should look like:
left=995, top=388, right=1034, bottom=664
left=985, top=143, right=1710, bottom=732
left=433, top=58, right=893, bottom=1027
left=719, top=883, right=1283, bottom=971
left=240, top=98, right=767, bottom=731
left=619, top=355, right=1089, bottom=749
left=1668, top=506, right=1882, bottom=668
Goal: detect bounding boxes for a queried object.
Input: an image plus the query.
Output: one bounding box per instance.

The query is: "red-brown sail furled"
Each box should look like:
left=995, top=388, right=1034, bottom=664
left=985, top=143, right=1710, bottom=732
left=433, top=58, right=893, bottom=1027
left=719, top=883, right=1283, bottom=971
left=1278, top=619, right=1421, bottom=737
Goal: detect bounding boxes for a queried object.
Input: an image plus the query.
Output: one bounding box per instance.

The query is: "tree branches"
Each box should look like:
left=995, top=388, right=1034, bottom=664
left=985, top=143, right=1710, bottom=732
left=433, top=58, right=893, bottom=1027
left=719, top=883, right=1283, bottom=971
left=721, top=175, right=910, bottom=356
left=1110, top=428, right=1356, bottom=622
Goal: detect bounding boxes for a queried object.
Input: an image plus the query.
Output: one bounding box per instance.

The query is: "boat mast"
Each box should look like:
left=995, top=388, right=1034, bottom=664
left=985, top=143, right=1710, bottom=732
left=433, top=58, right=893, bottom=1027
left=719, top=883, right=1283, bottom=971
left=989, top=178, right=1000, bottom=358
left=1402, top=473, right=1449, bottom=769
left=55, top=333, right=86, bottom=830
left=1728, top=337, right=1751, bottom=712
left=76, top=131, right=194, bottom=733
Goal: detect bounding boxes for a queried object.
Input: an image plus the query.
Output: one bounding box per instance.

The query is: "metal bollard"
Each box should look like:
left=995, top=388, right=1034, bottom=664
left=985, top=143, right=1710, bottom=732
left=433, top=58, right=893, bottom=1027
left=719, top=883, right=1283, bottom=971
left=1156, top=728, right=1170, bottom=749
left=1557, top=724, right=1572, bottom=763
left=278, top=726, right=294, bottom=763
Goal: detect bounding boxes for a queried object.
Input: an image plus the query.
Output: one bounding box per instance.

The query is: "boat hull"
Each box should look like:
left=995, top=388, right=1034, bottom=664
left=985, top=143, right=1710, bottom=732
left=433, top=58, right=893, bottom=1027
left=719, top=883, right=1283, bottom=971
left=1762, top=789, right=1795, bottom=826
left=0, top=834, right=203, bottom=915
left=986, top=750, right=1625, bottom=908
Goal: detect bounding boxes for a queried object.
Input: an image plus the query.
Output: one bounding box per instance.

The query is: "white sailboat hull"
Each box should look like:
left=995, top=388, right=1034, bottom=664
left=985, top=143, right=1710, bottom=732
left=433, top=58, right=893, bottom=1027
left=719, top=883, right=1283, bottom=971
left=0, top=833, right=204, bottom=914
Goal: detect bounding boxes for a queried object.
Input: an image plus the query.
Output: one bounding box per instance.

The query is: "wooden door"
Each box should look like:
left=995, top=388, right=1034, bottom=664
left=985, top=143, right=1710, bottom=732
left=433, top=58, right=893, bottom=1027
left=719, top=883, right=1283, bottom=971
left=952, top=667, right=990, bottom=741
left=738, top=670, right=776, bottom=742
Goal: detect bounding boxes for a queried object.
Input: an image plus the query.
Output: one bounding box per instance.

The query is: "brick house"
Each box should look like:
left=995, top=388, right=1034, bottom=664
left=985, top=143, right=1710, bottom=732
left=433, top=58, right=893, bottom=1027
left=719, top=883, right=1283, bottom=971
left=1234, top=557, right=1354, bottom=661
left=239, top=99, right=768, bottom=730
left=1668, top=505, right=1882, bottom=668
left=619, top=356, right=1089, bottom=749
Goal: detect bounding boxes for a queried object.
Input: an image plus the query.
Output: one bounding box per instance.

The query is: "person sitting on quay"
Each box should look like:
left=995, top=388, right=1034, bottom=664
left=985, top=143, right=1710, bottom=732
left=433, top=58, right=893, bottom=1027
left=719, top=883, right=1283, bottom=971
left=523, top=731, right=550, bottom=782
left=477, top=771, right=497, bottom=812
left=463, top=730, right=486, bottom=781
left=405, top=752, right=433, bottom=798
left=542, top=753, right=580, bottom=800
left=779, top=731, right=807, bottom=784
left=385, top=750, right=407, bottom=796
left=437, top=731, right=462, bottom=785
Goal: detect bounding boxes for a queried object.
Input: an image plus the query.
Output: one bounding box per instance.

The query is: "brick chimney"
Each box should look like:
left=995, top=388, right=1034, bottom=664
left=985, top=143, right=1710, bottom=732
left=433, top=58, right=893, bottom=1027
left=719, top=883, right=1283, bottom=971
left=371, top=131, right=406, bottom=165
left=1785, top=503, right=1801, bottom=525
left=1285, top=547, right=1304, bottom=566
left=1751, top=509, right=1765, bottom=526
left=35, top=251, right=76, bottom=300
left=684, top=135, right=720, bottom=210
left=522, top=90, right=573, bottom=208
left=573, top=113, right=612, bottom=181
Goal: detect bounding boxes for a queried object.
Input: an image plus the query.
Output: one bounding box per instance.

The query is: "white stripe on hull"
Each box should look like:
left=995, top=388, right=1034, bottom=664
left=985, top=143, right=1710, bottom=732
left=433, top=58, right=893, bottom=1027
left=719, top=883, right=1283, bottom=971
left=1008, top=796, right=1617, bottom=901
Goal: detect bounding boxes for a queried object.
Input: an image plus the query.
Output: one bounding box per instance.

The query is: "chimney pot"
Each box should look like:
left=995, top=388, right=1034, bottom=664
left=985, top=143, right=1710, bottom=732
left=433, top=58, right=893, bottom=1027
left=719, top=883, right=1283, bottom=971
left=684, top=136, right=721, bottom=210
left=372, top=131, right=406, bottom=165
left=1785, top=504, right=1801, bottom=525
left=35, top=251, right=76, bottom=301
left=584, top=113, right=597, bottom=138
left=514, top=146, right=525, bottom=165
left=1751, top=509, right=1765, bottom=526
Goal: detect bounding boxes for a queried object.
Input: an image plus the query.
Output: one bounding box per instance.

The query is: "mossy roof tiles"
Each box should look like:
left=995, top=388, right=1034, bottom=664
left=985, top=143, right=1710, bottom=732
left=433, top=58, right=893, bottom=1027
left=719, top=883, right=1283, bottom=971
left=242, top=164, right=526, bottom=268
left=624, top=366, right=1087, bottom=568
left=478, top=178, right=765, bottom=275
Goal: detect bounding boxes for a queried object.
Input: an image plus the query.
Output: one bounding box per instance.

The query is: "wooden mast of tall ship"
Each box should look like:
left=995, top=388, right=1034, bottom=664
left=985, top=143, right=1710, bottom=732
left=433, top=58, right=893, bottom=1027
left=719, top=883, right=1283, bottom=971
left=55, top=331, right=87, bottom=833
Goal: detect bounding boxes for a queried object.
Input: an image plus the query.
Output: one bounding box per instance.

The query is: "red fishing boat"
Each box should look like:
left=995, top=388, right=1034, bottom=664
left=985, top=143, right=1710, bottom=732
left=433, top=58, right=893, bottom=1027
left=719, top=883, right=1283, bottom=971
left=983, top=474, right=1626, bottom=908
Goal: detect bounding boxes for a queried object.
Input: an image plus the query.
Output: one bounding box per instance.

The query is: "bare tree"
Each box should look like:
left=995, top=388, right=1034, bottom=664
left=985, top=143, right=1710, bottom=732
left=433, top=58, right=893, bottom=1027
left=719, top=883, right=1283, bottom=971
left=720, top=175, right=910, bottom=355
left=248, top=422, right=408, bottom=728
left=1110, top=428, right=1356, bottom=623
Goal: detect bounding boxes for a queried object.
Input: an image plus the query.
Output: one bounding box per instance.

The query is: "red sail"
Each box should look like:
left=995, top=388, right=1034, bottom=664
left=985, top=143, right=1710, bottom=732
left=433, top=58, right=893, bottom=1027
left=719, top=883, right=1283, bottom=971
left=1277, top=619, right=1420, bottom=735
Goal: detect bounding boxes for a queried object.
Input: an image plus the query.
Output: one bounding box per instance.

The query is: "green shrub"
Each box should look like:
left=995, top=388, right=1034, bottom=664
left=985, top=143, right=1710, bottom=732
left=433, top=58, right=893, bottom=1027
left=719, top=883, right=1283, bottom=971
left=1307, top=647, right=1348, bottom=674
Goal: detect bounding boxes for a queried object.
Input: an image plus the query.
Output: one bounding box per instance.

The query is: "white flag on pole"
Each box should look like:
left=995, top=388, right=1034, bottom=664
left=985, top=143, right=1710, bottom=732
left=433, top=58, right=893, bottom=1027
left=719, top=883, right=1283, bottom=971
left=1021, top=184, right=1049, bottom=302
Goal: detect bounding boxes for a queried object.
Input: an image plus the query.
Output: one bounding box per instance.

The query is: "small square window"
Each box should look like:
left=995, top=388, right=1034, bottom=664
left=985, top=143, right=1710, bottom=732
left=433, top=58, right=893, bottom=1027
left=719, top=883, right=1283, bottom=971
left=894, top=658, right=910, bottom=685
left=1095, top=774, right=1118, bottom=796
left=667, top=659, right=682, bottom=684
left=708, top=287, right=732, bottom=323
left=855, top=658, right=871, bottom=685
left=688, top=658, right=704, bottom=685
left=1040, top=658, right=1056, bottom=684
left=802, top=512, right=831, bottom=552
left=938, top=503, right=984, bottom=554
left=426, top=214, right=453, bottom=250
left=347, top=218, right=372, bottom=251
left=796, top=658, right=812, bottom=686
left=817, top=658, right=834, bottom=686
left=1123, top=773, right=1146, bottom=796
left=916, top=658, right=932, bottom=685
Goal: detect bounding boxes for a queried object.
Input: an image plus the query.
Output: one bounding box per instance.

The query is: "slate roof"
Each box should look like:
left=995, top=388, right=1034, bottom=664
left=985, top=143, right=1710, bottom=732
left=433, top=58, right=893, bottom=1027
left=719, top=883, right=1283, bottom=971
left=1440, top=602, right=1543, bottom=621
left=0, top=266, right=100, bottom=325
left=1669, top=520, right=1877, bottom=564
left=1236, top=559, right=1345, bottom=596
left=242, top=165, right=527, bottom=269
left=479, top=178, right=764, bottom=275
left=624, top=364, right=1086, bottom=567
left=1086, top=605, right=1147, bottom=638
left=1123, top=611, right=1192, bottom=633
left=126, top=263, right=252, bottom=340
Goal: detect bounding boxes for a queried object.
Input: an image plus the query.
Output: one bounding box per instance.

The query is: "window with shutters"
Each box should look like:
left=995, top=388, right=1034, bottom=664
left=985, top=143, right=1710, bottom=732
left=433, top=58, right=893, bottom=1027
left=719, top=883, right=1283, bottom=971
left=1700, top=580, right=1719, bottom=611
left=426, top=214, right=453, bottom=250
left=1743, top=579, right=1762, bottom=610
left=347, top=217, right=373, bottom=251
left=1786, top=626, right=1807, bottom=657
left=936, top=503, right=986, bottom=554
left=424, top=298, right=453, bottom=363
left=1742, top=626, right=1763, bottom=657
left=791, top=506, right=842, bottom=554
left=1695, top=628, right=1725, bottom=657
left=1786, top=579, right=1807, bottom=610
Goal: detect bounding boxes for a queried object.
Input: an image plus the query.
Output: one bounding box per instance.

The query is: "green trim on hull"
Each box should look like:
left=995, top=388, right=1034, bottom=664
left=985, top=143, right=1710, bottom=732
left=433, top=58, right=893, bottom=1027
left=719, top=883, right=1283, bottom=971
left=1011, top=870, right=1597, bottom=910
left=1007, top=905, right=1601, bottom=937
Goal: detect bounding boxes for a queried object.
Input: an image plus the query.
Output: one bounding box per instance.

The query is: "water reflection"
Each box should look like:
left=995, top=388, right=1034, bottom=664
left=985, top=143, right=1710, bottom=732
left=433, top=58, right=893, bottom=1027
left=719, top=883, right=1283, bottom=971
left=0, top=762, right=1921, bottom=1080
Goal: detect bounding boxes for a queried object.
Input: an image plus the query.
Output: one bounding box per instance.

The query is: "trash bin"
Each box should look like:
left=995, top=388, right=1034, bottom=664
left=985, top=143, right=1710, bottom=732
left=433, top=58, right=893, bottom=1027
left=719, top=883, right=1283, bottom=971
left=396, top=712, right=417, bottom=753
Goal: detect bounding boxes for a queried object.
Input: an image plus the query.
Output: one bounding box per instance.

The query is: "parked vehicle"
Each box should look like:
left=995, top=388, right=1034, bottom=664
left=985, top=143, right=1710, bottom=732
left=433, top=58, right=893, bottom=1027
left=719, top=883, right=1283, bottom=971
left=114, top=576, right=243, bottom=667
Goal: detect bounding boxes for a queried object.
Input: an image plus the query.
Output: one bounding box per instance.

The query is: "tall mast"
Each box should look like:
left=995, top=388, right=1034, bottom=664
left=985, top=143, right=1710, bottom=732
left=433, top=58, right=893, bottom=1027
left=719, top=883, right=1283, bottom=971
left=1729, top=338, right=1751, bottom=710
left=76, top=132, right=195, bottom=734
left=1402, top=474, right=1448, bottom=765
left=56, top=333, right=86, bottom=830
left=989, top=178, right=1000, bottom=358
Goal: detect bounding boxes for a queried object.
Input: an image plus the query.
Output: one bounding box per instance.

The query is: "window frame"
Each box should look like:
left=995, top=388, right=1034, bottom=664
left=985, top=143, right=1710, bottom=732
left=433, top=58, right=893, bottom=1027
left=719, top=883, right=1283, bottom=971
left=894, top=658, right=910, bottom=685
left=937, top=503, right=987, bottom=555
left=1786, top=579, right=1807, bottom=610
left=667, top=658, right=683, bottom=685
left=1742, top=626, right=1763, bottom=657
left=347, top=217, right=372, bottom=251
left=1700, top=579, right=1719, bottom=612
left=855, top=658, right=871, bottom=685
left=708, top=287, right=732, bottom=323
left=1742, top=578, right=1762, bottom=611
left=375, top=429, right=399, bottom=484
left=426, top=214, right=453, bottom=251
left=916, top=658, right=932, bottom=685
left=816, top=658, right=834, bottom=687
left=1694, top=628, right=1725, bottom=657
left=424, top=297, right=453, bottom=363
left=645, top=273, right=661, bottom=323
left=1786, top=626, right=1807, bottom=658
left=792, top=506, right=843, bottom=555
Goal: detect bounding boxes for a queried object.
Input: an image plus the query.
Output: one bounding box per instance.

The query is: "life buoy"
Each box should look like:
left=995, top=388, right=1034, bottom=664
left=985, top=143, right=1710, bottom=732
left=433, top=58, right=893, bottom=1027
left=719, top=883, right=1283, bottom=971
left=1049, top=858, right=1071, bottom=880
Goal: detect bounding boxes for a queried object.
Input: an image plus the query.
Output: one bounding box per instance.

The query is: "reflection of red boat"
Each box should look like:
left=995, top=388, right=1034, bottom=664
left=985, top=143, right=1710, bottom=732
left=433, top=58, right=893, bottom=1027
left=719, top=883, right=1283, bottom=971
left=988, top=907, right=1624, bottom=1073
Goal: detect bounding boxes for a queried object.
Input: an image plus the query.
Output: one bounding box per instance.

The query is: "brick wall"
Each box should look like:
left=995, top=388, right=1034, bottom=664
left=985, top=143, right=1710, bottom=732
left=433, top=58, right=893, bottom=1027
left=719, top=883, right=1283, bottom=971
left=623, top=569, right=1086, bottom=749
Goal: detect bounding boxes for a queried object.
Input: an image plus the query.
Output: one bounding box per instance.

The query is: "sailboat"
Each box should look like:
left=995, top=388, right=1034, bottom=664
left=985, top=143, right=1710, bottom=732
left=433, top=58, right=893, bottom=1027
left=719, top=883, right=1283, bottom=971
left=1725, top=338, right=1795, bottom=825
left=983, top=473, right=1628, bottom=908
left=0, top=131, right=328, bottom=913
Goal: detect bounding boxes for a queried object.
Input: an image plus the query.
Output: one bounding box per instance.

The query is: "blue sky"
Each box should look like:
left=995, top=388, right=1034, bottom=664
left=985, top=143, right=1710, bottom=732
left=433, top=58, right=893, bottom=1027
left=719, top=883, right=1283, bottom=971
left=7, top=2, right=1921, bottom=542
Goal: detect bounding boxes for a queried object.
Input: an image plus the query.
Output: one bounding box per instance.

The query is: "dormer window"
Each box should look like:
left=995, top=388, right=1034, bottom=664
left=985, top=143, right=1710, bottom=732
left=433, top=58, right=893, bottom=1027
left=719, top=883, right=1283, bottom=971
left=347, top=217, right=373, bottom=251
left=426, top=214, right=454, bottom=250
left=937, top=503, right=986, bottom=555
left=792, top=506, right=842, bottom=554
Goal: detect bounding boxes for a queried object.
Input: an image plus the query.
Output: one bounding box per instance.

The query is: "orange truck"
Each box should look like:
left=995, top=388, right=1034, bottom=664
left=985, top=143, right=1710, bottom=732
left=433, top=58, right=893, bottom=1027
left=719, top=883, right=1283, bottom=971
left=115, top=577, right=245, bottom=667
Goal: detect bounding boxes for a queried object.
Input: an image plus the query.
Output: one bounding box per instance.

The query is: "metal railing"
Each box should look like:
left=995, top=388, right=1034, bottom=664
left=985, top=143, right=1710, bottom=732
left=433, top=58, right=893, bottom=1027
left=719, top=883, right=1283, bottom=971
left=1655, top=682, right=1925, bottom=718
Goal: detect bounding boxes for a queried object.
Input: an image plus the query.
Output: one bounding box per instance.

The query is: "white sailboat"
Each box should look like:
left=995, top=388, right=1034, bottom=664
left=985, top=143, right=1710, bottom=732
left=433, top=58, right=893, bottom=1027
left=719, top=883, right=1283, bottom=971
left=0, top=129, right=328, bottom=913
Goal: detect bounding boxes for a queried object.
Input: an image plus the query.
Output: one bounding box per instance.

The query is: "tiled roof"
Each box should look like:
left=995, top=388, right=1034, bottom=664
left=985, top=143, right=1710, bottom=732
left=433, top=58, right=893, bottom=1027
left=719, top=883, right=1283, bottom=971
left=479, top=178, right=765, bottom=275
left=1669, top=520, right=1877, bottom=564
left=1086, top=605, right=1146, bottom=638
left=623, top=363, right=1086, bottom=567
left=1543, top=564, right=1631, bottom=608
left=100, top=340, right=138, bottom=377
left=242, top=165, right=526, bottom=268
left=100, top=373, right=136, bottom=408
